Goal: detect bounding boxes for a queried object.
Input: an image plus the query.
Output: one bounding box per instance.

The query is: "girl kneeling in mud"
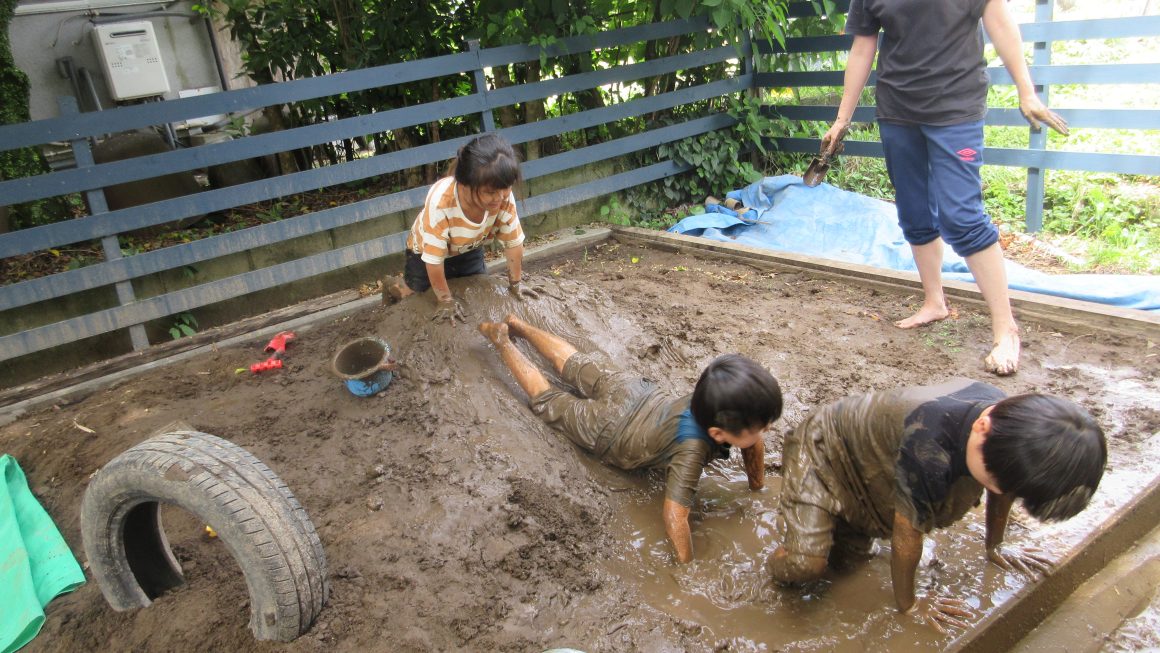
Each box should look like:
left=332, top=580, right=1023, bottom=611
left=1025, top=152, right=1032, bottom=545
left=388, top=133, right=529, bottom=324
left=479, top=314, right=783, bottom=562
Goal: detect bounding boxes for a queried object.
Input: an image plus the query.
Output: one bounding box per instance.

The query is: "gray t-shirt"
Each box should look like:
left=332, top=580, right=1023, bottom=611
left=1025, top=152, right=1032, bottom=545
left=846, top=0, right=990, bottom=125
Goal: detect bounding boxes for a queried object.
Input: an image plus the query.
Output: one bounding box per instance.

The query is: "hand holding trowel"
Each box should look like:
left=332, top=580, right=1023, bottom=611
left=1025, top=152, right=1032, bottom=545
left=804, top=121, right=849, bottom=187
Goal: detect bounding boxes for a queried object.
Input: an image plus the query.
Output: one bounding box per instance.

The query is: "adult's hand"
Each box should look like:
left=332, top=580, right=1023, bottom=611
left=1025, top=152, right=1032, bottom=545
left=820, top=120, right=850, bottom=157
left=1020, top=95, right=1069, bottom=135
left=431, top=297, right=466, bottom=325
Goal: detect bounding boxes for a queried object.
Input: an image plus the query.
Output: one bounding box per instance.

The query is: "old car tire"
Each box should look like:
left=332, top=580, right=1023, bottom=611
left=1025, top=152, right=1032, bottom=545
left=80, top=430, right=328, bottom=642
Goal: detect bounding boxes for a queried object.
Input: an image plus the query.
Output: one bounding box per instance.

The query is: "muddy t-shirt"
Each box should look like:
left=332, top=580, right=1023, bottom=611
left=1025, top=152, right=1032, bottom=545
left=790, top=378, right=1003, bottom=536
left=846, top=0, right=990, bottom=125
left=602, top=393, right=730, bottom=509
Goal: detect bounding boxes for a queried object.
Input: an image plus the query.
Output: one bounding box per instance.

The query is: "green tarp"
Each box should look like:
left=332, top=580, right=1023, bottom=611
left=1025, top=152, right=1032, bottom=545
left=0, top=454, right=85, bottom=653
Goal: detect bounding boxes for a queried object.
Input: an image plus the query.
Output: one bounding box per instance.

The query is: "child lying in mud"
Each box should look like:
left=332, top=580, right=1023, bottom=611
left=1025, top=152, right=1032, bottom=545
left=766, top=378, right=1106, bottom=633
left=478, top=314, right=783, bottom=562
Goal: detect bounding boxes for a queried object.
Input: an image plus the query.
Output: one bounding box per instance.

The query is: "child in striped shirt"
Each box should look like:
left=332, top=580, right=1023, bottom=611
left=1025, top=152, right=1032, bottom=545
left=390, top=133, right=527, bottom=323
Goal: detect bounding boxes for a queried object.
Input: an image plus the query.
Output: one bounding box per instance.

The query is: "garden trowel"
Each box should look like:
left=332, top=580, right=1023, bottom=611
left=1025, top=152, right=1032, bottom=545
left=803, top=135, right=846, bottom=187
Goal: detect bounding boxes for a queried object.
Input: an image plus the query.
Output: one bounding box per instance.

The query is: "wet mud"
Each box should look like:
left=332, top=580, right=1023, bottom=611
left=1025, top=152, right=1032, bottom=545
left=3, top=238, right=1158, bottom=652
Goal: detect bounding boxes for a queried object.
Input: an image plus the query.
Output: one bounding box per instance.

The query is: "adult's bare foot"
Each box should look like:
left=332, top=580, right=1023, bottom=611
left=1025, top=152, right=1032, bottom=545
left=984, top=329, right=1021, bottom=376
left=478, top=321, right=510, bottom=345
left=895, top=303, right=950, bottom=329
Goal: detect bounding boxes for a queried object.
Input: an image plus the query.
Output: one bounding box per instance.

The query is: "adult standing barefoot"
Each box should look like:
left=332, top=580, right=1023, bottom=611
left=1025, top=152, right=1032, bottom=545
left=820, top=0, right=1068, bottom=376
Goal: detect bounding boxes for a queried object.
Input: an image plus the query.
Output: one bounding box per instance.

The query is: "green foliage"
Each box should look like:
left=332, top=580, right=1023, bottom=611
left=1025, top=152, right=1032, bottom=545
left=168, top=313, right=199, bottom=340
left=0, top=0, right=72, bottom=230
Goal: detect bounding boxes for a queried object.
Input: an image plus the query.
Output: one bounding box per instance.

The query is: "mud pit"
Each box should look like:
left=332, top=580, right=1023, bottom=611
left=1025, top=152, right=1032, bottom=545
left=5, top=236, right=1159, bottom=652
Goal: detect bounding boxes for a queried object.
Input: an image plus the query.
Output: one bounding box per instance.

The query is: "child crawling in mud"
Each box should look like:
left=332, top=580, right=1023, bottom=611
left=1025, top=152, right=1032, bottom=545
left=385, top=133, right=531, bottom=323
left=766, top=378, right=1106, bottom=633
left=478, top=314, right=783, bottom=562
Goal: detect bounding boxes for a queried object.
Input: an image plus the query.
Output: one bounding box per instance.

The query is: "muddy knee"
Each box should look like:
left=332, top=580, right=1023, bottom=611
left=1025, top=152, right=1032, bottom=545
left=767, top=547, right=828, bottom=584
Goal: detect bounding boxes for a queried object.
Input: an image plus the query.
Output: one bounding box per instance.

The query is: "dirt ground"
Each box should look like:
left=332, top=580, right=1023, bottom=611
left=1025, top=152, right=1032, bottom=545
left=4, top=236, right=1159, bottom=653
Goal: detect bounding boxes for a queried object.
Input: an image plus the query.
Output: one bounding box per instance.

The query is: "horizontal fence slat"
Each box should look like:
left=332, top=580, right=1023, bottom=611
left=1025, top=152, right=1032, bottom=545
left=0, top=94, right=485, bottom=205
left=0, top=52, right=479, bottom=151
left=478, top=17, right=711, bottom=68
left=521, top=159, right=692, bottom=217
left=786, top=0, right=849, bottom=18
left=486, top=44, right=738, bottom=110
left=0, top=188, right=427, bottom=312
left=0, top=76, right=746, bottom=258
left=767, top=105, right=1160, bottom=130
left=770, top=137, right=884, bottom=157
left=1, top=44, right=737, bottom=205
left=1019, top=15, right=1160, bottom=41
left=988, top=63, right=1160, bottom=85
left=522, top=114, right=738, bottom=180
left=756, top=33, right=854, bottom=55
left=501, top=76, right=750, bottom=152
left=771, top=137, right=1160, bottom=175
left=0, top=232, right=410, bottom=363
left=756, top=70, right=873, bottom=87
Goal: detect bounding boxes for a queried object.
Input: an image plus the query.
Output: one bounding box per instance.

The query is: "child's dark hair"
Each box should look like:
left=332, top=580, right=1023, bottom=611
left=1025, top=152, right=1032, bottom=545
left=691, top=354, right=782, bottom=433
left=451, top=133, right=521, bottom=193
left=982, top=394, right=1106, bottom=522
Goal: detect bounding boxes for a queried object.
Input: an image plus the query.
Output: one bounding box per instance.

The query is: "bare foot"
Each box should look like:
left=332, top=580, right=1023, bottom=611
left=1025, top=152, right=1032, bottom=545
left=503, top=313, right=529, bottom=336
left=984, top=329, right=1021, bottom=376
left=895, top=302, right=950, bottom=329
left=478, top=321, right=510, bottom=345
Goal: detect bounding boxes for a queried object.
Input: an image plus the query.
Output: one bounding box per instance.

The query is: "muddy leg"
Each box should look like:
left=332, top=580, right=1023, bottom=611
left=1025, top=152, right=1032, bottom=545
left=381, top=275, right=413, bottom=305
left=479, top=321, right=551, bottom=398
left=503, top=314, right=577, bottom=375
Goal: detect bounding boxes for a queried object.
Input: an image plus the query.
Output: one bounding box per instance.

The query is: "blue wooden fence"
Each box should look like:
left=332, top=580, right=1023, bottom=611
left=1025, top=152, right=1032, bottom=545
left=757, top=0, right=1160, bottom=231
left=1, top=1, right=1158, bottom=380
left=0, top=16, right=743, bottom=372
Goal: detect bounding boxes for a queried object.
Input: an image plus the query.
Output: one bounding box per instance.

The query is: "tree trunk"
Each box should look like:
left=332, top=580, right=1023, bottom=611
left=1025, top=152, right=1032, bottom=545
left=523, top=60, right=544, bottom=161
left=490, top=64, right=521, bottom=129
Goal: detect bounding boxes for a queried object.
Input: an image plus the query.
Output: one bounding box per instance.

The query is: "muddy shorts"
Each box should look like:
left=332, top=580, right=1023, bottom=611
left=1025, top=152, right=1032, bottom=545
left=778, top=420, right=872, bottom=562
left=529, top=353, right=645, bottom=459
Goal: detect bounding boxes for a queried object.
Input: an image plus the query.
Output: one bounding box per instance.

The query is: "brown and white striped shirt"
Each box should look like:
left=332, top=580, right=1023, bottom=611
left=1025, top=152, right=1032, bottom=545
left=406, top=177, right=524, bottom=265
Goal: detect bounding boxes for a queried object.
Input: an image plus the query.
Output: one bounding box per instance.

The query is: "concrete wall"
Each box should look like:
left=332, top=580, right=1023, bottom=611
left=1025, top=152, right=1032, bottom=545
left=11, top=0, right=228, bottom=120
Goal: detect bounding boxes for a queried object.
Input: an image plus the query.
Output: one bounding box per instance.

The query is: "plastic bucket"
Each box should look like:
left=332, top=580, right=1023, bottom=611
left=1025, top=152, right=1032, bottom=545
left=331, top=337, right=393, bottom=397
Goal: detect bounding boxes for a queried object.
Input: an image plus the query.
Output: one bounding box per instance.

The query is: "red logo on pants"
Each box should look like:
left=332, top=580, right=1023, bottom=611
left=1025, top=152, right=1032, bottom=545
left=956, top=147, right=978, bottom=162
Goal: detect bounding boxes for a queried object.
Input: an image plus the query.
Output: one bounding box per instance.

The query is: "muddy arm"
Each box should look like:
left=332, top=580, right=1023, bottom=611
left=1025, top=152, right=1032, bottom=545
left=503, top=244, right=524, bottom=284
left=742, top=439, right=765, bottom=491
left=984, top=490, right=1014, bottom=552
left=890, top=511, right=924, bottom=613
left=424, top=262, right=452, bottom=301
left=663, top=499, right=693, bottom=563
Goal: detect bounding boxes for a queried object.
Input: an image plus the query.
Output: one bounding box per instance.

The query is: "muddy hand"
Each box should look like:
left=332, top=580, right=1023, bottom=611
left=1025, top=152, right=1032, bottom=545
left=912, top=594, right=975, bottom=635
left=988, top=545, right=1054, bottom=578
left=508, top=279, right=542, bottom=301
left=820, top=120, right=849, bottom=157
left=431, top=297, right=467, bottom=325
left=1020, top=96, right=1069, bottom=136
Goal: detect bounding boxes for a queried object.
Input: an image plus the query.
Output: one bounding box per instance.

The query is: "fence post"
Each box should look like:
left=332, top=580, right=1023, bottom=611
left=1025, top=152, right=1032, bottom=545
left=467, top=39, right=496, bottom=133
left=1024, top=0, right=1054, bottom=233
left=58, top=96, right=150, bottom=352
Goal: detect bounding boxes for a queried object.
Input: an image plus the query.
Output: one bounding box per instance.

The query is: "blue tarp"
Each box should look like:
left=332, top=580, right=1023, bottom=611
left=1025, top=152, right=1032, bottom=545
left=669, top=176, right=1160, bottom=312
